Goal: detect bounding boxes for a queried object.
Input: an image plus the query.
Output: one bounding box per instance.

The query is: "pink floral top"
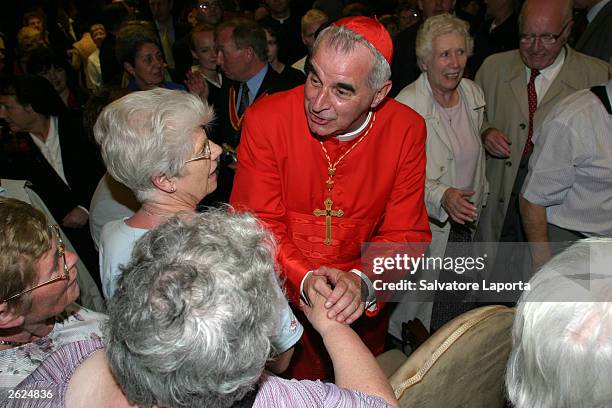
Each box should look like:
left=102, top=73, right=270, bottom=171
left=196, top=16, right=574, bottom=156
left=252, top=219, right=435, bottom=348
left=0, top=304, right=106, bottom=391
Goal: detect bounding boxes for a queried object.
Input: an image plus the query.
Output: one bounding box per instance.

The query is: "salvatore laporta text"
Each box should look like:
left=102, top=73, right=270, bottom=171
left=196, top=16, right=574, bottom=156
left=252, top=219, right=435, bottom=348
left=373, top=279, right=531, bottom=292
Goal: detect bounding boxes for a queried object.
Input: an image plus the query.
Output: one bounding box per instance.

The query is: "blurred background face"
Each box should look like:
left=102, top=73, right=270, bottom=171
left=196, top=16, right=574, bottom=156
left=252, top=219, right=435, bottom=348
left=518, top=4, right=569, bottom=70
left=423, top=32, right=467, bottom=95
left=27, top=16, right=44, bottom=32
left=191, top=30, right=217, bottom=71
left=0, top=95, right=36, bottom=133
left=18, top=28, right=46, bottom=53
left=302, top=21, right=325, bottom=53
left=265, top=29, right=279, bottom=64
left=40, top=66, right=68, bottom=95
left=91, top=24, right=107, bottom=48
left=149, top=0, right=172, bottom=22
left=216, top=27, right=249, bottom=81
left=398, top=8, right=421, bottom=30
left=128, top=43, right=165, bottom=89
left=419, top=0, right=456, bottom=19
left=265, top=0, right=290, bottom=15
left=196, top=0, right=223, bottom=25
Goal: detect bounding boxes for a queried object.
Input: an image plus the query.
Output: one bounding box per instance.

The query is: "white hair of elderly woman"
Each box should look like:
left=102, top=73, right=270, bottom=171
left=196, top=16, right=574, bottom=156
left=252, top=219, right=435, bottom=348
left=415, top=13, right=474, bottom=70
left=93, top=88, right=215, bottom=203
left=506, top=238, right=612, bottom=408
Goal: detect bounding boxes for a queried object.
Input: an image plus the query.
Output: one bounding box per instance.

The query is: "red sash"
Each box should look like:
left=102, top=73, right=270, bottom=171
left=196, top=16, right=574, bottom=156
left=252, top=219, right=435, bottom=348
left=228, top=85, right=269, bottom=131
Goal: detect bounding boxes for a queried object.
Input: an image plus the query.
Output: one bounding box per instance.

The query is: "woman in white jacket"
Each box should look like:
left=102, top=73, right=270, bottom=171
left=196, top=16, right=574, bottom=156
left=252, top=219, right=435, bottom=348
left=393, top=13, right=488, bottom=335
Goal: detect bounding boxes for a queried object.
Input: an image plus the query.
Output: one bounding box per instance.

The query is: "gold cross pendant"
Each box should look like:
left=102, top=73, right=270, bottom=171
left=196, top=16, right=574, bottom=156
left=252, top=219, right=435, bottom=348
left=313, top=197, right=344, bottom=245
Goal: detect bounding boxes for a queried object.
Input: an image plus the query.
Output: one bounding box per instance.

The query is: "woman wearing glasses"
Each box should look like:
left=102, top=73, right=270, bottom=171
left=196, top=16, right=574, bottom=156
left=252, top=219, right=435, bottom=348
left=94, top=88, right=222, bottom=300
left=95, top=88, right=302, bottom=375
left=0, top=198, right=106, bottom=388
left=5, top=211, right=397, bottom=408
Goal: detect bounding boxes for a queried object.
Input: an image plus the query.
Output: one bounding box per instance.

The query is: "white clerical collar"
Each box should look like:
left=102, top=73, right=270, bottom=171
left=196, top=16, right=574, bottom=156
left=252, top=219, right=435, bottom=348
left=336, top=111, right=373, bottom=142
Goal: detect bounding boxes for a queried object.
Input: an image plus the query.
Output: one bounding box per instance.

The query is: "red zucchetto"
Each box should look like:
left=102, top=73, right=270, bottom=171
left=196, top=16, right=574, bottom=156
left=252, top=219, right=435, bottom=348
left=333, top=16, right=393, bottom=65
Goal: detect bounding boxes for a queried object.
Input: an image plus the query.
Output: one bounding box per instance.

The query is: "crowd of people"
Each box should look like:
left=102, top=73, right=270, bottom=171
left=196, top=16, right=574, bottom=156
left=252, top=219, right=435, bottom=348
left=1, top=0, right=611, bottom=407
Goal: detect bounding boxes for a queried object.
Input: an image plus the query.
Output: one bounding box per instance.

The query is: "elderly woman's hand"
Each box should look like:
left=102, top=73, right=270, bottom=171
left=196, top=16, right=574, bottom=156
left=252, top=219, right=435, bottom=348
left=482, top=128, right=511, bottom=158
left=302, top=288, right=344, bottom=337
left=441, top=188, right=477, bottom=224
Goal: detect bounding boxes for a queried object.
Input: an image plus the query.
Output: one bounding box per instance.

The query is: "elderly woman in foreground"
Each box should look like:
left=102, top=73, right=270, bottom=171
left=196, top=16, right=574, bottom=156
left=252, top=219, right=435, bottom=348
left=95, top=88, right=300, bottom=373
left=392, top=14, right=488, bottom=334
left=506, top=238, right=612, bottom=408
left=0, top=198, right=106, bottom=389
left=94, top=88, right=222, bottom=299
left=8, top=211, right=399, bottom=407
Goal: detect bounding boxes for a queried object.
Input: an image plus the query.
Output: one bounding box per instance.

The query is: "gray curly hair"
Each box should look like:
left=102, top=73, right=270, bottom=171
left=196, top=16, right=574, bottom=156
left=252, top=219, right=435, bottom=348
left=105, top=209, right=285, bottom=407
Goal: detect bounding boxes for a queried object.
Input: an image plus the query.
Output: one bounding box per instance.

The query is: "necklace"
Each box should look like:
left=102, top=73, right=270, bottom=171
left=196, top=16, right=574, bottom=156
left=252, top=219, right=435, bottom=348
left=0, top=339, right=28, bottom=346
left=319, top=113, right=376, bottom=192
left=313, top=113, right=376, bottom=245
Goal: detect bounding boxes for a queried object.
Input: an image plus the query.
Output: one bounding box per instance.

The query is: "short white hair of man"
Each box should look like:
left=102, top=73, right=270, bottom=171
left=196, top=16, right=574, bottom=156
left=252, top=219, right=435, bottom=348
left=506, top=238, right=612, bottom=408
left=312, top=24, right=391, bottom=90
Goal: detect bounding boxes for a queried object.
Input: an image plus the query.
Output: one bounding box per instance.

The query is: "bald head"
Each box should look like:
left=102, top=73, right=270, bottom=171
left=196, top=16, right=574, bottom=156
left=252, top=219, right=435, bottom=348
left=518, top=0, right=572, bottom=71
left=519, top=0, right=572, bottom=31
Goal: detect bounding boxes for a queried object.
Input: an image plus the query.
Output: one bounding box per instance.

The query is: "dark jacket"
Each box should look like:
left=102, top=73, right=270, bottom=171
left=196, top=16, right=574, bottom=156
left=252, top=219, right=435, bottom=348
left=204, top=65, right=298, bottom=204
left=0, top=113, right=105, bottom=220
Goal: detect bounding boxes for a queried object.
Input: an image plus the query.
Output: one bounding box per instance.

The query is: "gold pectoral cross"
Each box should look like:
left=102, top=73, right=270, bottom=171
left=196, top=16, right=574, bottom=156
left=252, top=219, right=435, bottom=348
left=313, top=197, right=344, bottom=245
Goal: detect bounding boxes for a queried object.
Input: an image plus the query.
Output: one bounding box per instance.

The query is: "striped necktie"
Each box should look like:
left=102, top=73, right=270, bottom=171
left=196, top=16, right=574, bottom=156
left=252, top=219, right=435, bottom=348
left=237, top=83, right=250, bottom=117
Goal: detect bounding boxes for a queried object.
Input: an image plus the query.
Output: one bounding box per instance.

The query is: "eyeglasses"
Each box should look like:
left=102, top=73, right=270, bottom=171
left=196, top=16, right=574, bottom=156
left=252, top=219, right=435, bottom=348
left=1, top=225, right=70, bottom=304
left=198, top=1, right=220, bottom=11
left=519, top=21, right=570, bottom=45
left=184, top=138, right=211, bottom=163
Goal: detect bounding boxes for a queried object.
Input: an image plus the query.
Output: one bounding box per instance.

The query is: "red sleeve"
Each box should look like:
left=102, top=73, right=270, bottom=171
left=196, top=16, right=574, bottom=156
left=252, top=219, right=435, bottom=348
left=230, top=109, right=314, bottom=304
left=357, top=113, right=431, bottom=315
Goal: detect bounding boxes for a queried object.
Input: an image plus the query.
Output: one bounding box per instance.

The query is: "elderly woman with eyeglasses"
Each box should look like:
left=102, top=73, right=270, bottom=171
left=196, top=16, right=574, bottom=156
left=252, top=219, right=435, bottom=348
left=6, top=211, right=397, bottom=408
left=94, top=88, right=221, bottom=299
left=95, top=89, right=302, bottom=374
left=0, top=198, right=106, bottom=388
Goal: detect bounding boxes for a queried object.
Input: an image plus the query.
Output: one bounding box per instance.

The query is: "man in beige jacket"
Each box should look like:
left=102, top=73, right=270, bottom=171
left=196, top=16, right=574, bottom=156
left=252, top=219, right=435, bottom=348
left=474, top=0, right=607, bottom=247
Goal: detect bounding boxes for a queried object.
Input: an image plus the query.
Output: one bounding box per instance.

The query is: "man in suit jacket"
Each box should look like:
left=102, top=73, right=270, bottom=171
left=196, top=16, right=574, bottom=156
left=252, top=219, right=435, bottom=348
left=573, top=0, right=612, bottom=62
left=0, top=75, right=105, bottom=287
left=474, top=0, right=608, bottom=246
left=205, top=18, right=297, bottom=204
left=148, top=0, right=192, bottom=82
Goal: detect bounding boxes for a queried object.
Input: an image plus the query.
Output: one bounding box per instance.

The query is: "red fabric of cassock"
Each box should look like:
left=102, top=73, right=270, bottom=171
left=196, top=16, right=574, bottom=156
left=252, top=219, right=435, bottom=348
left=230, top=85, right=431, bottom=380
